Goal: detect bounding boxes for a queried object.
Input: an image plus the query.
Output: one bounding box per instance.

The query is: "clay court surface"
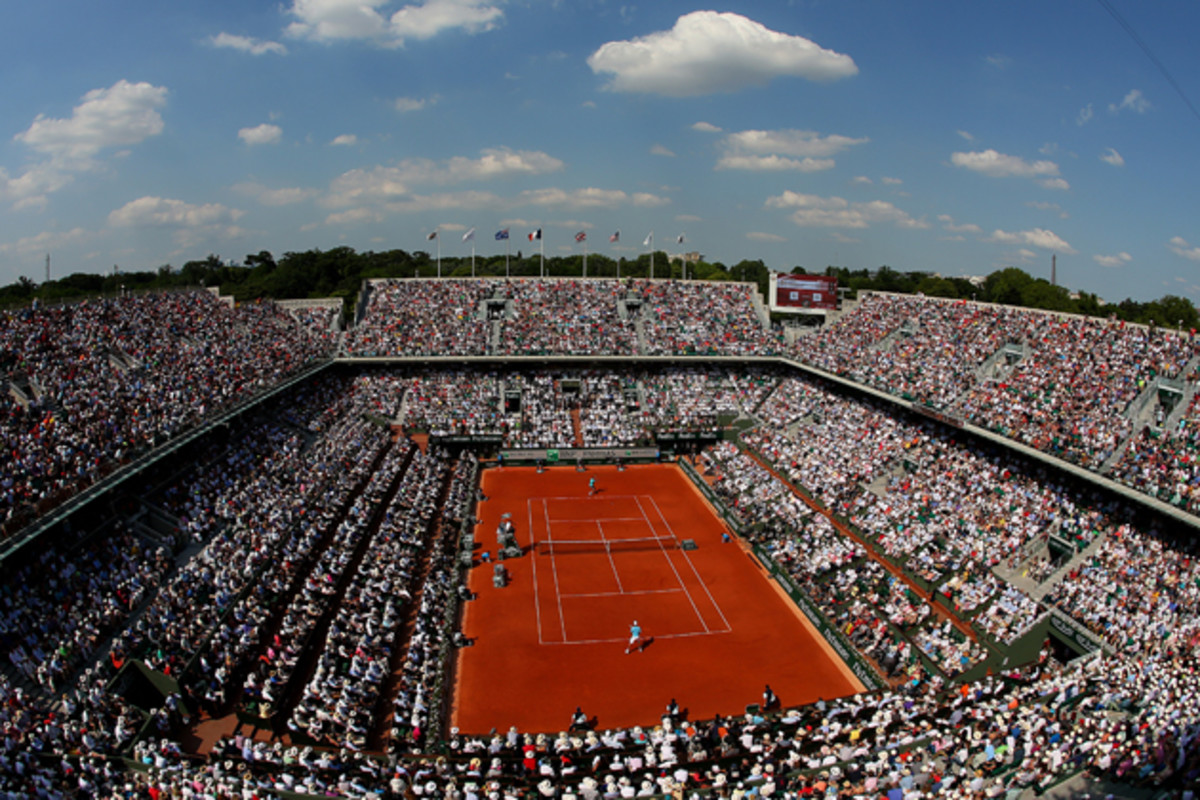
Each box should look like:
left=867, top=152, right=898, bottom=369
left=451, top=463, right=863, bottom=734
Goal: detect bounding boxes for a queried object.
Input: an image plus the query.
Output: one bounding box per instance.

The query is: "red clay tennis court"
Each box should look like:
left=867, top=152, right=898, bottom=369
left=451, top=463, right=863, bottom=734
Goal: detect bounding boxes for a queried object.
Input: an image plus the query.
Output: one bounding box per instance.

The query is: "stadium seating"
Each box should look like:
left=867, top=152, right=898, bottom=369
left=2, top=283, right=1199, bottom=798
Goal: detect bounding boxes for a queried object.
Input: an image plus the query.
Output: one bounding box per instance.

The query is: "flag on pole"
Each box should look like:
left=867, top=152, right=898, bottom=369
left=495, top=228, right=510, bottom=240
left=643, top=232, right=653, bottom=247
left=529, top=228, right=542, bottom=242
left=676, top=233, right=686, bottom=244
left=427, top=230, right=439, bottom=240
left=575, top=231, right=587, bottom=243
left=463, top=227, right=476, bottom=243
left=609, top=231, right=620, bottom=243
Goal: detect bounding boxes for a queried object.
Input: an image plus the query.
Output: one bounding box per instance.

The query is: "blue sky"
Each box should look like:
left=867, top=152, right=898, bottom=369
left=1, top=0, right=1198, bottom=302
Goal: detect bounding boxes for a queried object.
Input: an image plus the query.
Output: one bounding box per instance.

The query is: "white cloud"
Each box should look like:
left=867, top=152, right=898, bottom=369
left=675, top=214, right=701, bottom=223
left=631, top=192, right=670, bottom=207
left=1100, top=147, right=1125, bottom=167
left=323, top=186, right=669, bottom=216
left=108, top=196, right=243, bottom=228
left=238, top=123, right=283, bottom=145
left=1076, top=104, right=1094, bottom=126
left=937, top=214, right=981, bottom=235
left=286, top=0, right=502, bottom=47
left=1040, top=177, right=1070, bottom=191
left=233, top=182, right=318, bottom=205
left=881, top=177, right=902, bottom=185
left=723, top=129, right=867, bottom=158
left=383, top=191, right=505, bottom=213
left=209, top=32, right=287, bottom=55
left=1110, top=89, right=1150, bottom=114
left=1168, top=236, right=1200, bottom=262
left=1093, top=251, right=1132, bottom=268
left=766, top=191, right=927, bottom=230
left=0, top=163, right=73, bottom=210
left=328, top=167, right=410, bottom=206
left=330, top=134, right=359, bottom=146
left=326, top=207, right=386, bottom=225
left=746, top=231, right=786, bottom=242
left=0, top=227, right=91, bottom=257
left=521, top=187, right=668, bottom=209
left=716, top=155, right=835, bottom=172
left=650, top=144, right=676, bottom=157
left=691, top=121, right=722, bottom=133
left=715, top=128, right=864, bottom=172
left=951, top=149, right=1060, bottom=180
left=852, top=176, right=872, bottom=185
left=1026, top=201, right=1068, bottom=219
left=394, top=95, right=435, bottom=112
left=1015, top=248, right=1037, bottom=262
left=956, top=130, right=974, bottom=141
left=985, top=54, right=1010, bottom=69
left=588, top=10, right=857, bottom=97
left=325, top=147, right=563, bottom=206
left=986, top=227, right=1076, bottom=254
left=16, top=80, right=168, bottom=163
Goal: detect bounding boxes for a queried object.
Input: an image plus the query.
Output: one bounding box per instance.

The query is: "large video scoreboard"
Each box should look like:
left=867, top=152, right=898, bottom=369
left=772, top=274, right=839, bottom=312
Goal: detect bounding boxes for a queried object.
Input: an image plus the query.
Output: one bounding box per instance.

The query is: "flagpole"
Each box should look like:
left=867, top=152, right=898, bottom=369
left=583, top=239, right=588, bottom=278
left=436, top=232, right=442, bottom=278
left=506, top=238, right=510, bottom=278
left=471, top=242, right=476, bottom=277
left=540, top=234, right=545, bottom=278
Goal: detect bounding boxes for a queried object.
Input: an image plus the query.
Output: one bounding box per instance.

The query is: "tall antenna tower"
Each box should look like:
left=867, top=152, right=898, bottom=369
left=45, top=253, right=50, bottom=283
left=1051, top=254, right=1057, bottom=286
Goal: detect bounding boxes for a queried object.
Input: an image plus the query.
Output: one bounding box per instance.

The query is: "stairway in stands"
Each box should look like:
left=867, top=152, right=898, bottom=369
left=571, top=408, right=584, bottom=447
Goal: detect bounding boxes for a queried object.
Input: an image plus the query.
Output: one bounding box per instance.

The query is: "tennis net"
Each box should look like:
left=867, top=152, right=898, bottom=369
left=534, top=536, right=679, bottom=556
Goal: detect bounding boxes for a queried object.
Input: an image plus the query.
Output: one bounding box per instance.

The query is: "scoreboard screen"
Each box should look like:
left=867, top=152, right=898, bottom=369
left=775, top=274, right=838, bottom=310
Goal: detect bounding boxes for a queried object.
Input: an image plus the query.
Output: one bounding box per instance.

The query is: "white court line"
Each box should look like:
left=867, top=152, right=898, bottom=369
left=543, top=498, right=569, bottom=642
left=532, top=495, right=642, bottom=501
left=647, top=495, right=733, bottom=633
left=634, top=495, right=710, bottom=634
left=542, top=629, right=731, bottom=646
left=529, top=498, right=544, bottom=645
left=547, top=516, right=649, bottom=523
left=597, top=520, right=624, bottom=593
left=561, top=588, right=684, bottom=599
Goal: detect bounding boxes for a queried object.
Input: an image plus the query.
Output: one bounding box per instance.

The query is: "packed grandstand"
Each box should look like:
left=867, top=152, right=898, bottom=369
left=1, top=278, right=1198, bottom=799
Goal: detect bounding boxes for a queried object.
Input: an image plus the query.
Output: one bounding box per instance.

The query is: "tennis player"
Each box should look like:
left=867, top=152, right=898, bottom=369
left=588, top=476, right=596, bottom=496
left=625, top=620, right=643, bottom=654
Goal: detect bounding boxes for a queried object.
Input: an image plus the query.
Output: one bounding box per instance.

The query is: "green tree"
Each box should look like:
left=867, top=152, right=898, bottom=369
left=915, top=275, right=961, bottom=298
left=982, top=267, right=1035, bottom=306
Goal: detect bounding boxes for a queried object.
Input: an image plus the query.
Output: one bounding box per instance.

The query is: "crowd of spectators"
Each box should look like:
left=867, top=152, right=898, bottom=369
left=795, top=292, right=1197, bottom=474
left=344, top=280, right=491, bottom=356
left=1108, top=390, right=1200, bottom=512
left=5, top=280, right=1200, bottom=799
left=1, top=523, right=169, bottom=691
left=493, top=280, right=637, bottom=356
left=0, top=290, right=331, bottom=537
left=637, top=281, right=780, bottom=357
left=342, top=278, right=780, bottom=359
left=287, top=440, right=432, bottom=749
left=340, top=279, right=1200, bottom=513
left=290, top=304, right=341, bottom=345
left=1043, top=521, right=1200, bottom=659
